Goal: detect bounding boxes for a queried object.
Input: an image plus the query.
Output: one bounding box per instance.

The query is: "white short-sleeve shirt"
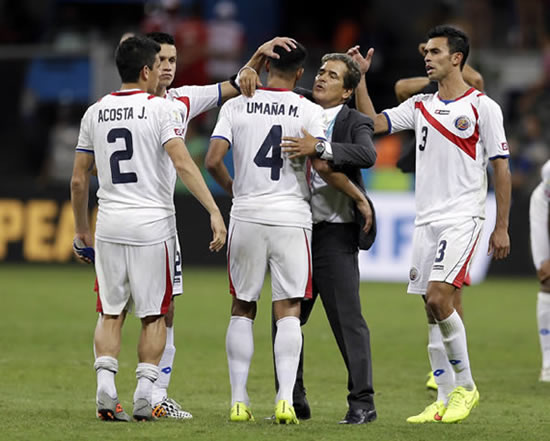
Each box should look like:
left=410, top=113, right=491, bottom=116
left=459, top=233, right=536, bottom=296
left=76, top=89, right=186, bottom=245
left=211, top=88, right=328, bottom=229
left=383, top=87, right=509, bottom=225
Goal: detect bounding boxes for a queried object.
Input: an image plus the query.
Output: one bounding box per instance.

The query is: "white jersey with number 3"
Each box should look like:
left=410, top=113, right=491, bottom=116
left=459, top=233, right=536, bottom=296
left=383, top=88, right=509, bottom=225
left=76, top=89, right=186, bottom=245
left=211, top=88, right=327, bottom=229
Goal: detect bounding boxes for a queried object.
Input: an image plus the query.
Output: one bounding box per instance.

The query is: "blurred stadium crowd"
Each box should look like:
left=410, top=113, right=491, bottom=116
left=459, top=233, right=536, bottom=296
left=0, top=0, right=548, bottom=272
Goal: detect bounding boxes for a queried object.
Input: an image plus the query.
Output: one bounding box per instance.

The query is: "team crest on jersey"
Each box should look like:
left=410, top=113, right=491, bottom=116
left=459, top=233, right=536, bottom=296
left=454, top=116, right=471, bottom=131
left=409, top=267, right=419, bottom=281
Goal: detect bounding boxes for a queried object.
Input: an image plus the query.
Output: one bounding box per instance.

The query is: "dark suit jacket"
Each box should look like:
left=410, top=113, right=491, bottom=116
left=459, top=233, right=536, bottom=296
left=296, top=88, right=378, bottom=250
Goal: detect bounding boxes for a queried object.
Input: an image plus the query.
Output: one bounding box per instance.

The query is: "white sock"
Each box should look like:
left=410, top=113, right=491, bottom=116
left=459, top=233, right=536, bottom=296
left=427, top=324, right=455, bottom=405
left=226, top=316, right=254, bottom=406
left=274, top=316, right=302, bottom=404
left=134, top=363, right=159, bottom=404
left=152, top=326, right=175, bottom=405
left=94, top=356, right=118, bottom=399
left=537, top=292, right=550, bottom=369
left=437, top=310, right=475, bottom=390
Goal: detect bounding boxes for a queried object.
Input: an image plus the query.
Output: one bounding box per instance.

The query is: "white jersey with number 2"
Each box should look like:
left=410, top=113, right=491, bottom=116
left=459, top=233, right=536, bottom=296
left=383, top=87, right=510, bottom=225
left=76, top=89, right=186, bottom=245
left=211, top=88, right=327, bottom=229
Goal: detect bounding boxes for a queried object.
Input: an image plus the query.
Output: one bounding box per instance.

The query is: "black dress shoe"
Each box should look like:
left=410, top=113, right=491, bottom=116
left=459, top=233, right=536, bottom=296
left=293, top=390, right=311, bottom=420
left=339, top=408, right=377, bottom=425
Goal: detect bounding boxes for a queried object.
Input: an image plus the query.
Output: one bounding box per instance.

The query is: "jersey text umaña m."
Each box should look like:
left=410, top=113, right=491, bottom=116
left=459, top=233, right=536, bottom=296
left=211, top=88, right=327, bottom=229
left=383, top=87, right=509, bottom=225
left=76, top=89, right=186, bottom=245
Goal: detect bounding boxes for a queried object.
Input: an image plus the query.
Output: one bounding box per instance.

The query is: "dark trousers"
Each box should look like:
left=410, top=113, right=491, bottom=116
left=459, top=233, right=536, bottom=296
left=273, top=222, right=375, bottom=410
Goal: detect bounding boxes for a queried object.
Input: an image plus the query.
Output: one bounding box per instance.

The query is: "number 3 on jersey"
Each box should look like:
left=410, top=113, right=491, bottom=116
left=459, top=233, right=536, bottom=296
left=108, top=128, right=138, bottom=184
left=254, top=125, right=283, bottom=181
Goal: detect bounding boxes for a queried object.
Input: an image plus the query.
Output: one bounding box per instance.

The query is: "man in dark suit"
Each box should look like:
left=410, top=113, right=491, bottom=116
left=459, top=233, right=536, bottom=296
left=274, top=52, right=377, bottom=424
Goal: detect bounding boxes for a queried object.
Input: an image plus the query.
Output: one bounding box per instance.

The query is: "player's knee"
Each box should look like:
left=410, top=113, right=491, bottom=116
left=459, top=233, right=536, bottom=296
left=540, top=278, right=550, bottom=293
left=164, top=300, right=175, bottom=327
left=231, top=298, right=256, bottom=319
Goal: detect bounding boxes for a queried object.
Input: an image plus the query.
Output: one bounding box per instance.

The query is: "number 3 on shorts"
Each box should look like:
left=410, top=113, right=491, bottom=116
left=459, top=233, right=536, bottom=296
left=435, top=239, right=447, bottom=263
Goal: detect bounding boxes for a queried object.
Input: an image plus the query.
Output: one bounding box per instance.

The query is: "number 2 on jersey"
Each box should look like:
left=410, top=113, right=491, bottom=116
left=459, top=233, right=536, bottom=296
left=108, top=128, right=138, bottom=184
left=254, top=125, right=283, bottom=181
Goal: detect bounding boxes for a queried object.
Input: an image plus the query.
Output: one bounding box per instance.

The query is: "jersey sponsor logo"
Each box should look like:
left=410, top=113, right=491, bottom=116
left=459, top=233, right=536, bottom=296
left=435, top=109, right=450, bottom=115
left=454, top=115, right=471, bottom=131
left=409, top=267, right=419, bottom=281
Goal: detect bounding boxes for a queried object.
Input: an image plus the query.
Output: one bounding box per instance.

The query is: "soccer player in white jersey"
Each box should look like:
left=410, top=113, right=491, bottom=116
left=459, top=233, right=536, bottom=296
left=352, top=25, right=511, bottom=423
left=143, top=31, right=297, bottom=419
left=70, top=36, right=226, bottom=422
left=205, top=42, right=327, bottom=424
left=529, top=160, right=550, bottom=382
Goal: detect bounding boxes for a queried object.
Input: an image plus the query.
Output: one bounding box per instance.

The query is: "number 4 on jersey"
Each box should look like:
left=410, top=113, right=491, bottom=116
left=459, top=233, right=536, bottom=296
left=254, top=125, right=283, bottom=181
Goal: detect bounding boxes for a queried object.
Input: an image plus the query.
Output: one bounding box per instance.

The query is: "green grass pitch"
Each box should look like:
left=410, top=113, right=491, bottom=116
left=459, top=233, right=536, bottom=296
left=1, top=264, right=549, bottom=441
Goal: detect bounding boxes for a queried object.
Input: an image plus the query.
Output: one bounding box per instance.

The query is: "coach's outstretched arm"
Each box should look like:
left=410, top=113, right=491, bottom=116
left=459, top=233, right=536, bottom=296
left=165, top=138, right=227, bottom=252
left=347, top=46, right=389, bottom=135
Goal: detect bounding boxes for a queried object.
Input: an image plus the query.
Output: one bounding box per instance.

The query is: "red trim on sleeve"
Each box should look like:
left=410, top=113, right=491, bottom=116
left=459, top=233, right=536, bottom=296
left=174, top=96, right=191, bottom=124
left=415, top=101, right=479, bottom=160
left=161, top=242, right=173, bottom=314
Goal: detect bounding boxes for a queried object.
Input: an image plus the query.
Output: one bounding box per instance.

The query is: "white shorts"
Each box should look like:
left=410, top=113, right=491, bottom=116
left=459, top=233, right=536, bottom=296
left=95, top=237, right=177, bottom=318
left=408, top=217, right=483, bottom=295
left=530, top=183, right=550, bottom=270
left=227, top=218, right=312, bottom=302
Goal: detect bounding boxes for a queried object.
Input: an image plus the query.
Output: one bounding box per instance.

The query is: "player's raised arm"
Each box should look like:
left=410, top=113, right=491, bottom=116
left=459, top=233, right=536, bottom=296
left=347, top=46, right=389, bottom=134
left=165, top=138, right=227, bottom=252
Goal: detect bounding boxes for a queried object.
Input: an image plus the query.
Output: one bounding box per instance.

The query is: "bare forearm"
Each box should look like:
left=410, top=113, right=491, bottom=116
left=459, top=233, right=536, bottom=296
left=206, top=164, right=233, bottom=197
left=177, top=162, right=221, bottom=215
left=356, top=76, right=376, bottom=119
left=493, top=163, right=511, bottom=230
left=71, top=177, right=90, bottom=233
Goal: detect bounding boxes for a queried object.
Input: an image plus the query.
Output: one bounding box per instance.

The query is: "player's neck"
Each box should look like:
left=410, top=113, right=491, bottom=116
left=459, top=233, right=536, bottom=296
left=120, top=82, right=146, bottom=92
left=266, top=76, right=294, bottom=91
left=437, top=72, right=471, bottom=100
left=155, top=86, right=167, bottom=97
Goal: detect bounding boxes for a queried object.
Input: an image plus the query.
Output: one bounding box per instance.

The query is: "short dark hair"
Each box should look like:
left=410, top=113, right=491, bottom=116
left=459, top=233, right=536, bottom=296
left=145, top=31, right=176, bottom=46
left=115, top=36, right=160, bottom=83
left=269, top=41, right=307, bottom=75
left=427, top=25, right=469, bottom=69
left=320, top=53, right=362, bottom=91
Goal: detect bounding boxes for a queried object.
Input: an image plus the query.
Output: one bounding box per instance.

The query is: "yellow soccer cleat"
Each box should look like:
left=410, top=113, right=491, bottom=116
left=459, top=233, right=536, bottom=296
left=426, top=371, right=438, bottom=391
left=406, top=400, right=446, bottom=424
left=441, top=386, right=479, bottom=423
left=274, top=399, right=299, bottom=425
left=230, top=402, right=255, bottom=422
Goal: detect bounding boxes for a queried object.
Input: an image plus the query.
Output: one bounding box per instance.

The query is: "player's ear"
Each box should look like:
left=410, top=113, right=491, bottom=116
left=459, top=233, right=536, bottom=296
left=141, top=64, right=150, bottom=82
left=295, top=67, right=304, bottom=82
left=451, top=52, right=463, bottom=67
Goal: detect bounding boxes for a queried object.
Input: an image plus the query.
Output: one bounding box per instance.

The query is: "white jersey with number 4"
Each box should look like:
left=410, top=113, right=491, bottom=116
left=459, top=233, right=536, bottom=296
left=383, top=87, right=509, bottom=225
left=211, top=88, right=327, bottom=229
left=76, top=89, right=186, bottom=245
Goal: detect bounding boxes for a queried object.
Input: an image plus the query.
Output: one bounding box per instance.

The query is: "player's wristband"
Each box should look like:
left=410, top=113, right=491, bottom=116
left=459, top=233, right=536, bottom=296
left=73, top=238, right=95, bottom=263
left=229, top=73, right=241, bottom=93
